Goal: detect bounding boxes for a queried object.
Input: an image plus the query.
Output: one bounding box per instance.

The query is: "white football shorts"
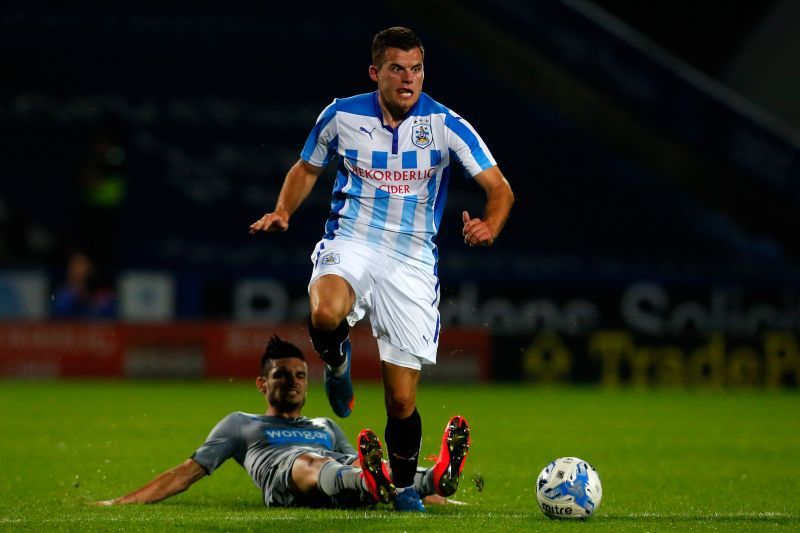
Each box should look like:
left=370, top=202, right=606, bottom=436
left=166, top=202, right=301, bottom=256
left=308, top=238, right=441, bottom=370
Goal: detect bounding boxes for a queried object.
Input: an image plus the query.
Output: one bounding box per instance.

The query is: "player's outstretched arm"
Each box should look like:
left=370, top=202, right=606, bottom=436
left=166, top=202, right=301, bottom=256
left=94, top=458, right=207, bottom=506
left=462, top=166, right=514, bottom=246
left=249, top=159, right=324, bottom=234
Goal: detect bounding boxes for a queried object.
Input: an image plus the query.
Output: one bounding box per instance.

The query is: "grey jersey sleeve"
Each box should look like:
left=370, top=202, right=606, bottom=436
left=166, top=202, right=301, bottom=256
left=327, top=418, right=356, bottom=455
left=191, top=412, right=245, bottom=475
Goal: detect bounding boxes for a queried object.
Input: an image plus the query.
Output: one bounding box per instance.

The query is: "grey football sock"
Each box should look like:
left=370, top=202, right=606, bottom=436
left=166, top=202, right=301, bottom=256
left=413, top=467, right=435, bottom=497
left=317, top=461, right=367, bottom=497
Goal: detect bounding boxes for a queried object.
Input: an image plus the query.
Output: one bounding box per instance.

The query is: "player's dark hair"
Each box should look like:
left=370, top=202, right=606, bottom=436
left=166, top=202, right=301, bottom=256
left=260, top=335, right=304, bottom=375
left=371, top=26, right=424, bottom=68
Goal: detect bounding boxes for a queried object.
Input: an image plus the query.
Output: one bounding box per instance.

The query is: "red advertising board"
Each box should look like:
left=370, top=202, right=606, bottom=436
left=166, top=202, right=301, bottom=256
left=0, top=322, right=491, bottom=381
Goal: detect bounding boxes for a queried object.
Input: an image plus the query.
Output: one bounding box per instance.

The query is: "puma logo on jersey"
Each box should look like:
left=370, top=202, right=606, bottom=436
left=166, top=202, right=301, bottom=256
left=359, top=126, right=376, bottom=140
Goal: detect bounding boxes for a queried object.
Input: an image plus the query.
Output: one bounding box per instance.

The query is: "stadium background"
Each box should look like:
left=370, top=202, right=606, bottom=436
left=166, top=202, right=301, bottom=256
left=2, top=0, right=800, bottom=389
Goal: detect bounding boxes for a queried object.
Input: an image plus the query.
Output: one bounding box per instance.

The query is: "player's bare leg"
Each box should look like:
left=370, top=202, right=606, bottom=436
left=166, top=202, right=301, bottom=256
left=382, top=361, right=419, bottom=419
left=309, top=274, right=354, bottom=333
left=290, top=453, right=336, bottom=495
left=308, top=275, right=356, bottom=417
left=382, top=361, right=425, bottom=511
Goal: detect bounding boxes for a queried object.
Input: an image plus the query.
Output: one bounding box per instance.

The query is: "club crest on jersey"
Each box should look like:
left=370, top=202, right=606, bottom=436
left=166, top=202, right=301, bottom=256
left=321, top=252, right=340, bottom=265
left=411, top=123, right=432, bottom=148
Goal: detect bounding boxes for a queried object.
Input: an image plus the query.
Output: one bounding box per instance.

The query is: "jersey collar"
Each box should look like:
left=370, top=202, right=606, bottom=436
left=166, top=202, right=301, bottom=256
left=372, top=90, right=420, bottom=132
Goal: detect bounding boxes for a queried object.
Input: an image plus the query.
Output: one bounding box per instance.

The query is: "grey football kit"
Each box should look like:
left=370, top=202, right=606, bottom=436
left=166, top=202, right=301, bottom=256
left=191, top=412, right=359, bottom=507
left=190, top=411, right=438, bottom=508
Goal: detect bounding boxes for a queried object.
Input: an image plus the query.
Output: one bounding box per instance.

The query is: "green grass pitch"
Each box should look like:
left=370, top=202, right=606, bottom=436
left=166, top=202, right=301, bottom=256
left=1, top=380, right=798, bottom=531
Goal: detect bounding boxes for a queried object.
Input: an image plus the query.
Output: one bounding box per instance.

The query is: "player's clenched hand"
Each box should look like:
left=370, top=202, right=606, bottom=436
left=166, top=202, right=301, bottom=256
left=249, top=211, right=289, bottom=234
left=462, top=210, right=494, bottom=247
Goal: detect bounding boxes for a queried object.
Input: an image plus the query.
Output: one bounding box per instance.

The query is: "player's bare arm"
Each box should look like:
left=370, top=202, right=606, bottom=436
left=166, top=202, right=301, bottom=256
left=249, top=159, right=324, bottom=234
left=94, top=458, right=207, bottom=505
left=462, top=166, right=514, bottom=247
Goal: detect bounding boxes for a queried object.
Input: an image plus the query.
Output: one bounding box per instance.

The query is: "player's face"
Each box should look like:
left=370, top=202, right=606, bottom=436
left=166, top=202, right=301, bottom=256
left=257, top=357, right=308, bottom=413
left=370, top=47, right=424, bottom=119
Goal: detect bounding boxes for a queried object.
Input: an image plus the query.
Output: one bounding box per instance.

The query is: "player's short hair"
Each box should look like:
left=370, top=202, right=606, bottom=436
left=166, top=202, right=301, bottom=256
left=260, top=335, right=304, bottom=375
left=371, top=26, right=424, bottom=68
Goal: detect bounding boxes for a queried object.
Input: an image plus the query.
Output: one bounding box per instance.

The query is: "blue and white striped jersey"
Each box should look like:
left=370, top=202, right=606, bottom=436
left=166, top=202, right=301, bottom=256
left=301, top=91, right=496, bottom=273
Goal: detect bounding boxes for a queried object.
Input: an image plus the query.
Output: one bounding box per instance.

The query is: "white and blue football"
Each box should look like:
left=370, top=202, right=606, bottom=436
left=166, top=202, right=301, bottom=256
left=536, top=457, right=602, bottom=519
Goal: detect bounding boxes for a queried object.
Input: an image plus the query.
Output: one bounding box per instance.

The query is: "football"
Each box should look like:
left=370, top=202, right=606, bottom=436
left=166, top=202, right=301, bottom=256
left=536, top=457, right=603, bottom=519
